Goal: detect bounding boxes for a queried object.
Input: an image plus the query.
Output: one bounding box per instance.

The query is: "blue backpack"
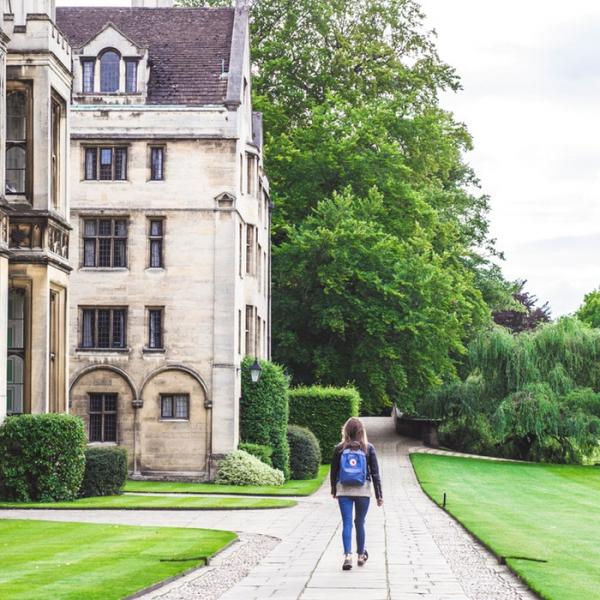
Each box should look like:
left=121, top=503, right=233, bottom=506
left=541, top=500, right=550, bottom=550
left=339, top=447, right=367, bottom=486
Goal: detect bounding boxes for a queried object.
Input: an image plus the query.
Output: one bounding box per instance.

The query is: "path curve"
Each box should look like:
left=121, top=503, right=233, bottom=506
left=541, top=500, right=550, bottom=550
left=0, top=417, right=539, bottom=600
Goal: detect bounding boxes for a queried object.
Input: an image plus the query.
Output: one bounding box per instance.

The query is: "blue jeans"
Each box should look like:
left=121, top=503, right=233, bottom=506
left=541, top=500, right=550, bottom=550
left=337, top=496, right=370, bottom=554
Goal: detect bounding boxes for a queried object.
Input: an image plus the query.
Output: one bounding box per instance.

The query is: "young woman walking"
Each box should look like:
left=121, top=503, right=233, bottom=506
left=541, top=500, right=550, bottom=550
left=330, top=417, right=383, bottom=571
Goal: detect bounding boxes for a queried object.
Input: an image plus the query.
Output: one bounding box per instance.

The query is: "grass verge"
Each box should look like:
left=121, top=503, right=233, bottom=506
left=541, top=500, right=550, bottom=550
left=0, top=495, right=295, bottom=510
left=411, top=453, right=600, bottom=600
left=124, top=464, right=330, bottom=496
left=0, top=519, right=235, bottom=600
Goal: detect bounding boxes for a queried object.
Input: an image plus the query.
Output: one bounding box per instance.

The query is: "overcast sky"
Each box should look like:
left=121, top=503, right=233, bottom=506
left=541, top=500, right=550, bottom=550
left=56, top=0, right=600, bottom=315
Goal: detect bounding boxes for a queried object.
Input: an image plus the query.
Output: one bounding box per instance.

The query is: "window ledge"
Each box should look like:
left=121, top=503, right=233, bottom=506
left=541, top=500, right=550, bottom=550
left=159, top=419, right=190, bottom=423
left=145, top=267, right=165, bottom=273
left=87, top=441, right=118, bottom=447
left=80, top=267, right=129, bottom=272
left=76, top=347, right=130, bottom=354
left=143, top=348, right=165, bottom=354
left=81, top=180, right=130, bottom=184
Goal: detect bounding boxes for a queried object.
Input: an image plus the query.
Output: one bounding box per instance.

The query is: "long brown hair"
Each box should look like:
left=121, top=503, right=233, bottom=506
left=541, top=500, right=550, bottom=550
left=341, top=417, right=369, bottom=453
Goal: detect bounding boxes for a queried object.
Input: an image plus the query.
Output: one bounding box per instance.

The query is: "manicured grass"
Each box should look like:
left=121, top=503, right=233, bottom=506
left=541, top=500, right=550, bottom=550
left=0, top=495, right=296, bottom=510
left=0, top=519, right=235, bottom=600
left=124, top=464, right=330, bottom=496
left=411, top=453, right=600, bottom=600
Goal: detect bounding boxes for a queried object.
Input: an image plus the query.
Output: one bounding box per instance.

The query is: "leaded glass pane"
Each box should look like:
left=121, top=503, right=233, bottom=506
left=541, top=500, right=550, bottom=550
left=83, top=60, right=95, bottom=93
left=90, top=395, right=103, bottom=412
left=104, top=413, right=117, bottom=442
left=89, top=413, right=102, bottom=442
left=82, top=310, right=94, bottom=347
left=114, top=148, right=127, bottom=180
left=104, top=395, right=117, bottom=412
left=6, top=146, right=26, bottom=194
left=150, top=240, right=162, bottom=268
left=98, top=238, right=111, bottom=267
left=100, top=51, right=120, bottom=93
left=161, top=396, right=173, bottom=418
left=149, top=310, right=162, bottom=348
left=84, top=219, right=97, bottom=236
left=174, top=395, right=188, bottom=419
left=99, top=148, right=113, bottom=180
left=125, top=60, right=137, bottom=93
left=83, top=239, right=96, bottom=267
left=6, top=91, right=26, bottom=141
left=112, top=310, right=125, bottom=348
left=150, top=220, right=162, bottom=236
left=85, top=148, right=97, bottom=180
left=113, top=239, right=126, bottom=268
left=151, top=147, right=164, bottom=180
left=97, top=309, right=110, bottom=347
left=114, top=220, right=127, bottom=237
left=98, top=219, right=112, bottom=236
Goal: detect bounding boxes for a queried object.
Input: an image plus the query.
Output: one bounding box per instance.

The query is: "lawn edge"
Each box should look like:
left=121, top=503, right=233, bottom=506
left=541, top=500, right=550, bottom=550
left=125, top=466, right=330, bottom=497
left=409, top=453, right=545, bottom=600
left=0, top=502, right=297, bottom=511
left=123, top=534, right=239, bottom=600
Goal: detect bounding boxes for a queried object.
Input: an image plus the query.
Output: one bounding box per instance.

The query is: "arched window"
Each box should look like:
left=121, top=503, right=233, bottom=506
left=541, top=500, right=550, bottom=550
left=100, top=51, right=120, bottom=93
left=6, top=90, right=28, bottom=195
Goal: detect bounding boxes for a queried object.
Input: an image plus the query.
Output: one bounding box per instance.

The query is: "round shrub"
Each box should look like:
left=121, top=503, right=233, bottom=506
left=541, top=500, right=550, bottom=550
left=215, top=450, right=284, bottom=486
left=238, top=442, right=273, bottom=466
left=287, top=425, right=321, bottom=480
left=0, top=414, right=86, bottom=502
left=240, top=357, right=290, bottom=478
left=80, top=447, right=128, bottom=497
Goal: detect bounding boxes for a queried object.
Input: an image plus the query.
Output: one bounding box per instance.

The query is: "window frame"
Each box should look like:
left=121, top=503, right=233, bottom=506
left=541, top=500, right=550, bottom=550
left=79, top=306, right=128, bottom=351
left=246, top=224, right=255, bottom=275
left=160, top=394, right=190, bottom=421
left=82, top=217, right=129, bottom=269
left=84, top=145, right=128, bottom=181
left=89, top=393, right=118, bottom=443
left=149, top=145, right=165, bottom=181
left=81, top=58, right=95, bottom=93
left=51, top=92, right=65, bottom=209
left=148, top=218, right=164, bottom=269
left=5, top=81, right=33, bottom=200
left=147, top=306, right=164, bottom=350
left=125, top=58, right=138, bottom=94
left=99, top=49, right=121, bottom=94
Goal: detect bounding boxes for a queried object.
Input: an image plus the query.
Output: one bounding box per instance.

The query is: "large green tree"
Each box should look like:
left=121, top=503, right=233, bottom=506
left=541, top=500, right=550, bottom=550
left=576, top=289, right=600, bottom=328
left=179, top=0, right=509, bottom=412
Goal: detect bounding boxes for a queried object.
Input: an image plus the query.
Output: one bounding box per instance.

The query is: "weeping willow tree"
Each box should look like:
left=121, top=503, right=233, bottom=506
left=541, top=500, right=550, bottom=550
left=422, top=317, right=600, bottom=463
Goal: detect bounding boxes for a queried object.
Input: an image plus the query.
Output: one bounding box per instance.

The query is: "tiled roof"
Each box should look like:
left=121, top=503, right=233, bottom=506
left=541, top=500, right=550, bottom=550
left=56, top=7, right=235, bottom=105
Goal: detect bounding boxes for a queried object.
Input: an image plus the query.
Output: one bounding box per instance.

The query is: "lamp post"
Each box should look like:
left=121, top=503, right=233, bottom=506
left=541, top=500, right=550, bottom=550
left=250, top=358, right=262, bottom=383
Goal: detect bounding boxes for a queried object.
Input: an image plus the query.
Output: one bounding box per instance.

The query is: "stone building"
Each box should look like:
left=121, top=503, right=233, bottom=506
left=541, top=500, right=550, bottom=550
left=0, top=0, right=72, bottom=423
left=57, top=0, right=271, bottom=479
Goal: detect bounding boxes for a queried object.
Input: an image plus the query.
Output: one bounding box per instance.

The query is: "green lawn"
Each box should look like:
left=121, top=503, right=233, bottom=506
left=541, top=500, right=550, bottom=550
left=124, top=464, right=330, bottom=496
left=411, top=453, right=600, bottom=600
left=0, top=495, right=295, bottom=510
left=0, top=519, right=235, bottom=600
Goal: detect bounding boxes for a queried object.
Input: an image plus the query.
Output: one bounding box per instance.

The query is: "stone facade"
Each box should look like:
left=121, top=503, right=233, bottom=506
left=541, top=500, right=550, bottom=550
left=0, top=0, right=72, bottom=422
left=58, top=0, right=271, bottom=479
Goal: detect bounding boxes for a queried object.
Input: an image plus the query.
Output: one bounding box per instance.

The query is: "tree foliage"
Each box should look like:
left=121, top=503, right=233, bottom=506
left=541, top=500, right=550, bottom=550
left=576, top=288, right=600, bottom=328
left=179, top=0, right=512, bottom=413
left=493, top=280, right=551, bottom=333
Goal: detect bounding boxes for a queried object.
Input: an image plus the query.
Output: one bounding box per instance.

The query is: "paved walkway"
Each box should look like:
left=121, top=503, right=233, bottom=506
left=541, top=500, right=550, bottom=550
left=0, top=417, right=538, bottom=600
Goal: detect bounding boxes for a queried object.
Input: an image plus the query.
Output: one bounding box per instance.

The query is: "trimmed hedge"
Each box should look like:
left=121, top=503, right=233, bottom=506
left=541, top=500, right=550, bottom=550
left=0, top=414, right=86, bottom=502
left=289, top=386, right=360, bottom=462
left=239, top=442, right=273, bottom=466
left=215, top=450, right=284, bottom=486
left=287, top=425, right=321, bottom=480
left=80, top=447, right=128, bottom=497
left=240, top=357, right=290, bottom=479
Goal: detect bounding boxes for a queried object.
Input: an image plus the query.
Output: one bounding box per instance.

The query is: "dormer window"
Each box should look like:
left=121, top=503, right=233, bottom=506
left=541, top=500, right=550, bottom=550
left=125, top=60, right=138, bottom=93
left=82, top=60, right=95, bottom=93
left=100, top=50, right=120, bottom=93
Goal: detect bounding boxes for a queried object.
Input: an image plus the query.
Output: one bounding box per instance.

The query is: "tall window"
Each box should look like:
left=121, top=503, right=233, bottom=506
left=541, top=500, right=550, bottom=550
left=6, top=88, right=29, bottom=196
left=51, top=95, right=63, bottom=208
left=125, top=59, right=138, bottom=93
left=83, top=218, right=128, bottom=268
left=246, top=225, right=255, bottom=275
left=245, top=305, right=254, bottom=356
left=148, top=219, right=164, bottom=268
left=239, top=224, right=243, bottom=277
left=148, top=308, right=163, bottom=349
left=247, top=154, right=256, bottom=195
left=82, top=59, right=95, bottom=93
left=161, top=394, right=189, bottom=420
left=150, top=146, right=164, bottom=181
left=256, top=315, right=261, bottom=357
left=100, top=51, right=120, bottom=93
left=89, top=393, right=117, bottom=442
left=7, top=289, right=26, bottom=415
left=85, top=147, right=127, bottom=181
left=257, top=244, right=262, bottom=291
left=80, top=307, right=127, bottom=349
left=238, top=309, right=242, bottom=354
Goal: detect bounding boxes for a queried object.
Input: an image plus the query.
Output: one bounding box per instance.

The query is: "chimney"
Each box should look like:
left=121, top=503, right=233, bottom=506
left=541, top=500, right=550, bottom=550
left=131, top=0, right=174, bottom=7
